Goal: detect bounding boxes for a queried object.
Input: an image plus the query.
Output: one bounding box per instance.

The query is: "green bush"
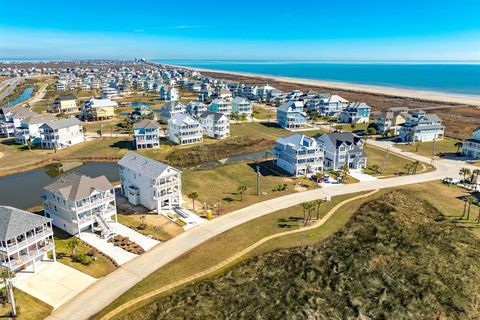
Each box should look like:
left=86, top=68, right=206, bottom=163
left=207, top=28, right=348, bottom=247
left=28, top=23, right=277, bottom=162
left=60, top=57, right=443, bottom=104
left=73, top=253, right=92, bottom=266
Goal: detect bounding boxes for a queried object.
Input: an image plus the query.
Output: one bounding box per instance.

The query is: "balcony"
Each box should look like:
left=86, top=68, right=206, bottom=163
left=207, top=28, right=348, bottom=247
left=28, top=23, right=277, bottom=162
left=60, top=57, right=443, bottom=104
left=2, top=243, right=54, bottom=270
left=0, top=229, right=53, bottom=253
left=76, top=194, right=115, bottom=211
left=78, top=206, right=116, bottom=226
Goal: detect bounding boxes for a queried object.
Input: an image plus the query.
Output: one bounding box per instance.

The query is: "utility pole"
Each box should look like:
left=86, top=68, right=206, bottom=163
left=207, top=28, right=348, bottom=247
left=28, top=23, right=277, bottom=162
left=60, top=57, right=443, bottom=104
left=7, top=271, right=16, bottom=317
left=381, top=148, right=389, bottom=173
left=431, top=137, right=436, bottom=166
left=256, top=165, right=261, bottom=195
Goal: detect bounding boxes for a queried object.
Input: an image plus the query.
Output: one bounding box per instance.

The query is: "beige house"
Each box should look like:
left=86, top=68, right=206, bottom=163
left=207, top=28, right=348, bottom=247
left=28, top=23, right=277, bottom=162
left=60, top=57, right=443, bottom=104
left=53, top=95, right=78, bottom=114
left=81, top=98, right=117, bottom=121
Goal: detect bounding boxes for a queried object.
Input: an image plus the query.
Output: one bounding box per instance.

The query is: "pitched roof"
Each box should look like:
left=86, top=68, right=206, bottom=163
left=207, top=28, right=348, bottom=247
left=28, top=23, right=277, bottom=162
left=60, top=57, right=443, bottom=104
left=118, top=152, right=180, bottom=179
left=199, top=111, right=227, bottom=122
left=277, top=134, right=317, bottom=150
left=40, top=117, right=81, bottom=130
left=0, top=206, right=51, bottom=241
left=133, top=119, right=160, bottom=129
left=316, top=132, right=363, bottom=148
left=44, top=173, right=113, bottom=201
left=55, top=95, right=77, bottom=101
left=168, top=113, right=199, bottom=126
left=232, top=96, right=249, bottom=104
left=85, top=98, right=118, bottom=108
left=278, top=100, right=304, bottom=112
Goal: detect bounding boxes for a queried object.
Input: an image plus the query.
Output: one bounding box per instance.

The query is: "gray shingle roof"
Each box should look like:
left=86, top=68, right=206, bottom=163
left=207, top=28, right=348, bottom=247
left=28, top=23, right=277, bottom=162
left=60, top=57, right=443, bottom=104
left=55, top=95, right=77, bottom=101
left=44, top=173, right=113, bottom=201
left=0, top=206, right=51, bottom=241
left=199, top=111, right=227, bottom=122
left=40, top=117, right=81, bottom=130
left=118, top=152, right=180, bottom=179
left=133, top=119, right=160, bottom=129
left=316, top=132, right=363, bottom=148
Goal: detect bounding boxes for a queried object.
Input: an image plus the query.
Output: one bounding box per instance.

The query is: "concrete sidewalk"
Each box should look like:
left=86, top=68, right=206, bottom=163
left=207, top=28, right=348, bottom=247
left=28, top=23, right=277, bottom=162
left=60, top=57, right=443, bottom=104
left=80, top=232, right=137, bottom=265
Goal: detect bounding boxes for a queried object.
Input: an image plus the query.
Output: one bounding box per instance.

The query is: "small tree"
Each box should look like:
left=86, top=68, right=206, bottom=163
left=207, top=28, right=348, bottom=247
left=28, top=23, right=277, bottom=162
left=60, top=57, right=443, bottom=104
left=412, top=161, right=420, bottom=174
left=367, top=127, right=377, bottom=138
left=26, top=139, right=32, bottom=151
left=459, top=168, right=471, bottom=185
left=313, top=199, right=324, bottom=220
left=454, top=141, right=463, bottom=154
left=371, top=164, right=380, bottom=174
left=466, top=196, right=476, bottom=220
left=350, top=123, right=357, bottom=132
left=67, top=237, right=80, bottom=257
left=301, top=202, right=313, bottom=226
left=237, top=185, right=247, bottom=201
left=404, top=163, right=413, bottom=175
left=139, top=215, right=147, bottom=230
left=188, top=192, right=199, bottom=210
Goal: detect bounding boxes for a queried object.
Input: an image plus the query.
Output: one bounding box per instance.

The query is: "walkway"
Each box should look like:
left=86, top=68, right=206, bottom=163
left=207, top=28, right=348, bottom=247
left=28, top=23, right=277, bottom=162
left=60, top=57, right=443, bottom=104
left=80, top=232, right=137, bottom=266
left=48, top=147, right=478, bottom=320
left=111, top=223, right=160, bottom=251
left=14, top=261, right=96, bottom=309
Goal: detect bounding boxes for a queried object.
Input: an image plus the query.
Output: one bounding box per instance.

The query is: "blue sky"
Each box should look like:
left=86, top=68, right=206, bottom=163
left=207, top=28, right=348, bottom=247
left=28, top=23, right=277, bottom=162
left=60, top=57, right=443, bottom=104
left=1, top=0, right=480, bottom=60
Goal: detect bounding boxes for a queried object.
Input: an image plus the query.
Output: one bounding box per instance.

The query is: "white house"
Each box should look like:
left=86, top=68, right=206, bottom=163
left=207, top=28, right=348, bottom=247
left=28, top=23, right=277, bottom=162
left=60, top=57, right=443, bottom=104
left=316, top=132, right=368, bottom=171
left=199, top=111, right=230, bottom=139
left=0, top=206, right=56, bottom=273
left=462, top=127, right=480, bottom=159
left=43, top=173, right=117, bottom=238
left=133, top=119, right=161, bottom=150
left=374, top=107, right=409, bottom=135
left=208, top=98, right=232, bottom=116
left=118, top=152, right=182, bottom=212
left=398, top=110, right=445, bottom=142
left=160, top=85, right=179, bottom=101
left=306, top=94, right=349, bottom=117
left=0, top=106, right=39, bottom=138
left=100, top=88, right=120, bottom=100
left=168, top=114, right=203, bottom=145
left=186, top=101, right=207, bottom=118
left=14, top=114, right=56, bottom=145
left=158, top=101, right=186, bottom=122
left=39, top=117, right=85, bottom=149
left=231, top=96, right=253, bottom=117
left=273, top=134, right=324, bottom=177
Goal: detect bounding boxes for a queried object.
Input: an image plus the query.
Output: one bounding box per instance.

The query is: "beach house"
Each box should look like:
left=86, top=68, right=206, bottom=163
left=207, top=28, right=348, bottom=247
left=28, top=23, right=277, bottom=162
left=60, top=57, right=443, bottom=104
left=186, top=101, right=208, bottom=118
left=398, top=110, right=445, bottom=142
left=199, top=111, right=230, bottom=139
left=167, top=114, right=203, bottom=145
left=0, top=106, right=39, bottom=138
left=316, top=132, right=368, bottom=171
left=119, top=152, right=183, bottom=212
left=306, top=94, right=349, bottom=117
left=338, top=102, right=371, bottom=124
left=208, top=98, right=232, bottom=116
left=39, top=117, right=85, bottom=149
left=43, top=173, right=117, bottom=238
left=374, top=107, right=409, bottom=135
left=14, top=114, right=56, bottom=145
left=53, top=95, right=78, bottom=114
left=81, top=98, right=118, bottom=121
left=231, top=96, right=253, bottom=117
left=273, top=134, right=324, bottom=176
left=462, top=127, right=480, bottom=159
left=0, top=206, right=56, bottom=273
left=277, top=101, right=307, bottom=129
left=158, top=101, right=186, bottom=122
left=133, top=119, right=161, bottom=150
left=160, top=85, right=179, bottom=101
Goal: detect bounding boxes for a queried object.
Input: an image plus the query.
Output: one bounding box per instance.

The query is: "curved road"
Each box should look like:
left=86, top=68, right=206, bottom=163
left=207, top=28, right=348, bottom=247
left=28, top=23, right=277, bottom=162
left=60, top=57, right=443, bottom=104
left=0, top=77, right=23, bottom=101
left=48, top=142, right=476, bottom=320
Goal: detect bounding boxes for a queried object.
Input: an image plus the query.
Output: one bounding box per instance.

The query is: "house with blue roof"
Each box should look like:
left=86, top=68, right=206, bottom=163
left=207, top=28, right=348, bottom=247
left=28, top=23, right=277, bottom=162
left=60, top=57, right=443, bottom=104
left=338, top=102, right=371, bottom=124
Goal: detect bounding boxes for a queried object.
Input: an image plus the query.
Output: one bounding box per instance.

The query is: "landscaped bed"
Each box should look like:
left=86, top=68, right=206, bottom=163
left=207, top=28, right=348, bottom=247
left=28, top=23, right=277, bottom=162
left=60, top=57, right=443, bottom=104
left=108, top=235, right=145, bottom=255
left=117, top=214, right=183, bottom=242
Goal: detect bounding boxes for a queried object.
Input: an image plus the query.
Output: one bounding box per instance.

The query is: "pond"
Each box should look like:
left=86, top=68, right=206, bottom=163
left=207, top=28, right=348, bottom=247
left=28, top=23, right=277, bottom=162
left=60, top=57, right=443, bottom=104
left=130, top=101, right=154, bottom=107
left=0, top=162, right=119, bottom=210
left=3, top=87, right=34, bottom=107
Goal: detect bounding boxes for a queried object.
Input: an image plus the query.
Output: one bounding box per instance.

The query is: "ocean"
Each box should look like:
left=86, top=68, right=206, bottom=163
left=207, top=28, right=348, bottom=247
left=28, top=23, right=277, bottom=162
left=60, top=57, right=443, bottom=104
left=155, top=60, right=480, bottom=96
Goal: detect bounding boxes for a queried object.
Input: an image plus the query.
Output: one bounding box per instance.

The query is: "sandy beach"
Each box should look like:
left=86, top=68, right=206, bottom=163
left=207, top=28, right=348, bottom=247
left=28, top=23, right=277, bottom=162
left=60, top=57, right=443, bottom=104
left=164, top=64, right=480, bottom=107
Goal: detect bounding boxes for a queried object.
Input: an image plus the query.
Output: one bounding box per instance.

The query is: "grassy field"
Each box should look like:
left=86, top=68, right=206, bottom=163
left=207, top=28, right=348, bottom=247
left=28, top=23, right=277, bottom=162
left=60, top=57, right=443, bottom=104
left=0, top=289, right=53, bottom=320
left=230, top=122, right=325, bottom=140
left=252, top=104, right=275, bottom=120
left=117, top=214, right=183, bottom=242
left=50, top=227, right=117, bottom=278
left=96, top=180, right=479, bottom=319
left=182, top=160, right=316, bottom=214
left=397, top=137, right=462, bottom=158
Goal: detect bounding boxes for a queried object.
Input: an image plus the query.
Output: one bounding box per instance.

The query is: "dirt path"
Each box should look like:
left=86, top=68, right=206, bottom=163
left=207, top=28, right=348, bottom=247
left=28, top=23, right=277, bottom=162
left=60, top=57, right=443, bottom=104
left=100, top=189, right=379, bottom=320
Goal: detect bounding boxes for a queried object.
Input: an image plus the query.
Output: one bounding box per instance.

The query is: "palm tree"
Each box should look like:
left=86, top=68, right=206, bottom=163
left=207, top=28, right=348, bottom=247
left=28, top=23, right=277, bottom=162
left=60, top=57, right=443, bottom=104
left=412, top=161, right=420, bottom=174
left=454, top=141, right=463, bottom=154
left=367, top=127, right=376, bottom=138
left=305, top=164, right=313, bottom=178
left=341, top=164, right=350, bottom=180
left=313, top=199, right=324, bottom=220
left=371, top=164, right=380, bottom=174
left=300, top=202, right=314, bottom=226
left=188, top=192, right=199, bottom=210
left=462, top=196, right=468, bottom=219
left=459, top=168, right=471, bottom=185
left=237, top=185, right=247, bottom=201
left=466, top=196, right=476, bottom=220
left=473, top=169, right=480, bottom=186
left=404, top=163, right=413, bottom=175
left=27, top=139, right=32, bottom=151
left=67, top=238, right=80, bottom=257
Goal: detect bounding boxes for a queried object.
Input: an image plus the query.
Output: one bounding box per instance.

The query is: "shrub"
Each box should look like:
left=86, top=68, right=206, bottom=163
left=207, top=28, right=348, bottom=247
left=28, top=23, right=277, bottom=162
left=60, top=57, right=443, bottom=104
left=73, top=253, right=93, bottom=265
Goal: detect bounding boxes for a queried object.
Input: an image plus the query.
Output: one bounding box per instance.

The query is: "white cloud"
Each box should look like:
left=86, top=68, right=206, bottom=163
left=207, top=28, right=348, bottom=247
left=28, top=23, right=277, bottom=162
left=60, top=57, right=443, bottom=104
left=171, top=25, right=201, bottom=30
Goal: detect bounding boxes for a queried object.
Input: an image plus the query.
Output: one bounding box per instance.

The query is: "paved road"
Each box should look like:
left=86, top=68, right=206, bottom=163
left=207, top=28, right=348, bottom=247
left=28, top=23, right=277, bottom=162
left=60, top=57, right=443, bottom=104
left=0, top=77, right=23, bottom=101
left=48, top=144, right=476, bottom=320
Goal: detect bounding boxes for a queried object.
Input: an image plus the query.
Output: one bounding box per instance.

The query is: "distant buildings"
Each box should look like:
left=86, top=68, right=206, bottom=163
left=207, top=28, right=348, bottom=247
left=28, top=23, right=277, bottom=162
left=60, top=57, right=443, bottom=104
left=462, top=127, right=480, bottom=159
left=39, top=117, right=85, bottom=149
left=133, top=119, right=161, bottom=150
left=273, top=134, right=324, bottom=176
left=231, top=96, right=253, bottom=117
left=0, top=206, right=56, bottom=273
left=277, top=101, right=307, bottom=129
left=81, top=98, right=118, bottom=121
left=53, top=95, right=78, bottom=114
left=306, top=94, right=349, bottom=117
left=119, top=152, right=182, bottom=212
left=199, top=111, right=230, bottom=139
left=338, top=102, right=371, bottom=124
left=398, top=110, right=444, bottom=142
left=316, top=132, right=368, bottom=171
left=167, top=114, right=203, bottom=145
left=43, top=173, right=117, bottom=238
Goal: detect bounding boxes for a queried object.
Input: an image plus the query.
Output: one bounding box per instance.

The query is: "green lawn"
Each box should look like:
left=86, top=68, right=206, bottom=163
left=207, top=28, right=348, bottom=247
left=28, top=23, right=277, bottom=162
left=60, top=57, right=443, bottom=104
left=230, top=122, right=325, bottom=141
left=51, top=227, right=117, bottom=278
left=117, top=214, right=183, bottom=242
left=0, top=289, right=53, bottom=320
left=252, top=104, right=276, bottom=120
left=95, top=180, right=480, bottom=319
left=397, top=137, right=462, bottom=157
left=182, top=160, right=316, bottom=214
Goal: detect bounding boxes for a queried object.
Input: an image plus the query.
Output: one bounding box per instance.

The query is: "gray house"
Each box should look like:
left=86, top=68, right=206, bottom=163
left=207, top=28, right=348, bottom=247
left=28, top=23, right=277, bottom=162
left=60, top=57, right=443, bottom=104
left=315, top=132, right=367, bottom=171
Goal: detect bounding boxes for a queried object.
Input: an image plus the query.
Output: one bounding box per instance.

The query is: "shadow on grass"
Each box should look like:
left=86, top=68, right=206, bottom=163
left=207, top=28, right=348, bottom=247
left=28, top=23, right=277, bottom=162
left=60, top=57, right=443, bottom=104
left=111, top=140, right=134, bottom=150
left=247, top=159, right=290, bottom=178
left=259, top=122, right=282, bottom=129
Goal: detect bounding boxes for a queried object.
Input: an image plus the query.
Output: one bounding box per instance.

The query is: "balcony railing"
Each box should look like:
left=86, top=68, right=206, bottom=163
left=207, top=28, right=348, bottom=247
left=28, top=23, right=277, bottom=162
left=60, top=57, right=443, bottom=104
left=0, top=229, right=53, bottom=253
left=76, top=194, right=115, bottom=211
left=2, top=243, right=54, bottom=270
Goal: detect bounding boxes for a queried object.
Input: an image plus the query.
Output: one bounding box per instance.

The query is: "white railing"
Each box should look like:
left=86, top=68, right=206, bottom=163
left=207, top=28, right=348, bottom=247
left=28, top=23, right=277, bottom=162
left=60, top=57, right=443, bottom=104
left=0, top=229, right=53, bottom=253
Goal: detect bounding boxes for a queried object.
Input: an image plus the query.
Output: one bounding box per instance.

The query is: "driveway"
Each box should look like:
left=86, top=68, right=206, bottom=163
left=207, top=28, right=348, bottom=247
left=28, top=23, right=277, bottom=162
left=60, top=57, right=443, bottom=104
left=80, top=232, right=137, bottom=265
left=14, top=261, right=96, bottom=309
left=49, top=145, right=478, bottom=320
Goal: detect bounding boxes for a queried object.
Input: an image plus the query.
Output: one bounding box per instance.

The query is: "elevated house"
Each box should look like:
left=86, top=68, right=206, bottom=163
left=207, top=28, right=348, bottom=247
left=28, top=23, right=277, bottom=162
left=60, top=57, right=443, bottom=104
left=119, top=152, right=182, bottom=212
left=43, top=173, right=117, bottom=238
left=53, top=95, right=78, bottom=114
left=208, top=98, right=232, bottom=116
left=158, top=101, right=186, bottom=123
left=374, top=107, right=409, bottom=135
left=338, top=102, right=371, bottom=124
left=231, top=96, right=253, bottom=117
left=186, top=101, right=207, bottom=118
left=167, top=114, right=203, bottom=145
left=273, top=134, right=324, bottom=177
left=14, top=114, right=56, bottom=145
left=159, top=85, right=179, bottom=101
left=277, top=101, right=307, bottom=129
left=306, top=94, right=349, bottom=117
left=462, top=127, right=480, bottom=159
left=81, top=98, right=118, bottom=121
left=0, top=206, right=56, bottom=273
left=316, top=132, right=367, bottom=171
left=39, top=117, right=85, bottom=149
left=199, top=111, right=230, bottom=139
left=0, top=106, right=39, bottom=138
left=398, top=110, right=444, bottom=142
left=133, top=119, right=161, bottom=150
